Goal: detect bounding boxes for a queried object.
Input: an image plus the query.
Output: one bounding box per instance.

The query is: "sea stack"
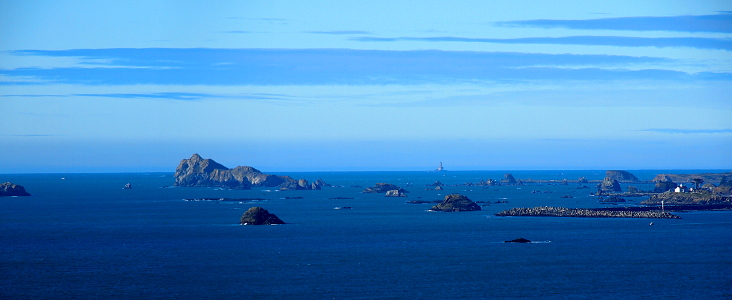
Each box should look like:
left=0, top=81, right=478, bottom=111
left=240, top=207, right=285, bottom=225
left=0, top=182, right=31, bottom=197
left=430, top=194, right=481, bottom=212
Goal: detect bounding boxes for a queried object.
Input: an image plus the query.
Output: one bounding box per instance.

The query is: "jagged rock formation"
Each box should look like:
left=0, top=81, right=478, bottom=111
left=385, top=189, right=408, bottom=197
left=605, top=170, right=639, bottom=182
left=577, top=177, right=588, bottom=183
left=174, top=154, right=327, bottom=190
left=0, top=182, right=31, bottom=196
left=430, top=194, right=481, bottom=212
left=597, top=177, right=622, bottom=192
left=501, top=173, right=517, bottom=185
left=362, top=183, right=407, bottom=193
left=240, top=207, right=285, bottom=225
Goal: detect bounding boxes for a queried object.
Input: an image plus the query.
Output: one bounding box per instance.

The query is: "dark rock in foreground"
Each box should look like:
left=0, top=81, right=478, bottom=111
left=0, top=182, right=30, bottom=196
left=505, top=238, right=531, bottom=243
left=495, top=206, right=681, bottom=219
left=240, top=207, right=285, bottom=225
left=430, top=194, right=481, bottom=212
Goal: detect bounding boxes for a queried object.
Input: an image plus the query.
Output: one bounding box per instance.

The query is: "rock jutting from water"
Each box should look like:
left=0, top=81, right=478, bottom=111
left=495, top=206, right=681, bottom=219
left=505, top=238, right=531, bottom=243
left=385, top=189, right=408, bottom=197
left=0, top=182, right=31, bottom=197
left=362, top=183, right=407, bottom=193
left=605, top=170, right=639, bottom=182
left=430, top=194, right=481, bottom=212
left=174, top=154, right=328, bottom=190
left=240, top=207, right=285, bottom=225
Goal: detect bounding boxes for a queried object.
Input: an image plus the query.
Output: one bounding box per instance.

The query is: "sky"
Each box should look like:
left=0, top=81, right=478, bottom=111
left=1, top=0, right=731, bottom=172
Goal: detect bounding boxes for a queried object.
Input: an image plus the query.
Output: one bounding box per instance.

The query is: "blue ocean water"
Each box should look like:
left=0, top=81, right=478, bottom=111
left=1, top=170, right=731, bottom=299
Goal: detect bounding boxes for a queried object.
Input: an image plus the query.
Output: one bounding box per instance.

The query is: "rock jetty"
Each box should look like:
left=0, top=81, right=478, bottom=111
left=0, top=182, right=31, bottom=197
left=430, top=194, right=481, bottom=212
left=240, top=207, right=285, bottom=225
left=495, top=206, right=681, bottom=219
left=174, top=154, right=328, bottom=190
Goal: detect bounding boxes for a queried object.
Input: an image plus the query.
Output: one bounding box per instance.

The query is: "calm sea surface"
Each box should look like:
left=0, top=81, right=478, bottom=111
left=1, top=170, right=731, bottom=299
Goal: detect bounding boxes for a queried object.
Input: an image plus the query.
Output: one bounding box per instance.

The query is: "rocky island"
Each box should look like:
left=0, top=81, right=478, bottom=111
left=362, top=183, right=408, bottom=194
left=430, top=194, right=481, bottom=212
left=174, top=154, right=328, bottom=190
left=240, top=207, right=285, bottom=225
left=0, top=182, right=31, bottom=197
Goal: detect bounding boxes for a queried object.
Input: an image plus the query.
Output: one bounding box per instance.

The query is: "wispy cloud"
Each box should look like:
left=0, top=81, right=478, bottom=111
left=352, top=36, right=732, bottom=51
left=0, top=48, right=726, bottom=86
left=636, top=128, right=732, bottom=134
left=308, top=30, right=370, bottom=35
left=5, top=92, right=295, bottom=101
left=496, top=13, right=732, bottom=33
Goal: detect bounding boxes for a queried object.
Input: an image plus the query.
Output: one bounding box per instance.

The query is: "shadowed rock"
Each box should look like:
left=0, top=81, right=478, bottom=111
left=240, top=207, right=285, bottom=225
left=0, top=182, right=31, bottom=196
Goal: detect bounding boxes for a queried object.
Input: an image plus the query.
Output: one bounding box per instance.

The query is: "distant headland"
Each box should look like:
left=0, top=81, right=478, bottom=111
left=174, top=154, right=329, bottom=190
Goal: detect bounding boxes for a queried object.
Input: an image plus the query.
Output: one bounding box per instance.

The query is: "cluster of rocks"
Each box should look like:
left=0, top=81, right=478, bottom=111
left=174, top=154, right=329, bottom=191
left=495, top=206, right=681, bottom=219
left=0, top=182, right=30, bottom=197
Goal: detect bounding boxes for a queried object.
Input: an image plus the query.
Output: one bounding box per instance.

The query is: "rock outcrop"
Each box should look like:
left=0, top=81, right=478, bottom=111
left=505, top=238, right=531, bottom=243
left=385, top=189, right=408, bottom=197
left=362, top=183, right=407, bottom=193
left=240, top=207, right=285, bottom=225
left=174, top=154, right=327, bottom=190
left=597, top=177, right=622, bottom=192
left=501, top=173, right=517, bottom=185
left=0, top=182, right=31, bottom=196
left=605, top=170, right=639, bottom=182
left=430, top=194, right=481, bottom=212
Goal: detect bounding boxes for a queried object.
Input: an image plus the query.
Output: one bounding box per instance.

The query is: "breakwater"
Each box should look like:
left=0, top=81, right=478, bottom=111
left=495, top=206, right=681, bottom=219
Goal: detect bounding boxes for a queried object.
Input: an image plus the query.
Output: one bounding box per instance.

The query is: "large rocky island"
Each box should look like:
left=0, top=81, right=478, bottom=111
left=174, top=154, right=328, bottom=190
left=0, top=182, right=31, bottom=197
